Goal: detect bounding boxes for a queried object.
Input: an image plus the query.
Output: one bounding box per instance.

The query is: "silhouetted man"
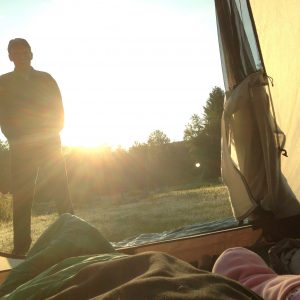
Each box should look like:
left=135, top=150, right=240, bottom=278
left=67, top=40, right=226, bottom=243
left=0, top=38, right=74, bottom=255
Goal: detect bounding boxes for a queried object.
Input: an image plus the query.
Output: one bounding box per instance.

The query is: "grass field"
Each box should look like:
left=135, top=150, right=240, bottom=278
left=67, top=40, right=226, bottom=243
left=0, top=184, right=232, bottom=253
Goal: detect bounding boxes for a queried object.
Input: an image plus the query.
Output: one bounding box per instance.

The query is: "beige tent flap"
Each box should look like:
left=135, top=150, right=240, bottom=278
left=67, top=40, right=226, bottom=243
left=222, top=71, right=300, bottom=220
left=250, top=0, right=300, bottom=208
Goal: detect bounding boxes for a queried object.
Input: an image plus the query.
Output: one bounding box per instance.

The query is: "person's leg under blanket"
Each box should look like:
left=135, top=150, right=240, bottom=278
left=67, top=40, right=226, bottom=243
left=212, top=247, right=300, bottom=300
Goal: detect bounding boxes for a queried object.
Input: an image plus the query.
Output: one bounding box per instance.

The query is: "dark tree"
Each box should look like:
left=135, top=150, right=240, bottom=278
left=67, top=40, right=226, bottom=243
left=147, top=130, right=170, bottom=146
left=184, top=86, right=224, bottom=180
left=183, top=114, right=203, bottom=141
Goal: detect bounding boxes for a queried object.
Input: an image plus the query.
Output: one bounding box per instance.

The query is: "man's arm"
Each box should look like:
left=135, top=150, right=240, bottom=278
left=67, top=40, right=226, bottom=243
left=45, top=74, right=65, bottom=133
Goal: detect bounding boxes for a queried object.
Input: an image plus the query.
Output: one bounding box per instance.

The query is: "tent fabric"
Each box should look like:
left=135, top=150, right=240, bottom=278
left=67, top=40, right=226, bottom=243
left=221, top=71, right=261, bottom=219
left=215, top=0, right=261, bottom=91
left=221, top=71, right=300, bottom=220
left=216, top=0, right=300, bottom=221
left=249, top=0, right=300, bottom=211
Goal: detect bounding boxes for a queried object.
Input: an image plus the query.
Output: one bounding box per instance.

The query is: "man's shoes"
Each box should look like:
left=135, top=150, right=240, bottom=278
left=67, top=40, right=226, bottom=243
left=12, top=240, right=31, bottom=258
left=11, top=248, right=28, bottom=258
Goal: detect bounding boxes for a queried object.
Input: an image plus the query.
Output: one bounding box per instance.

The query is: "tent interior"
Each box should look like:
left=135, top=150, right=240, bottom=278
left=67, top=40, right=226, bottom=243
left=1, top=0, right=300, bottom=298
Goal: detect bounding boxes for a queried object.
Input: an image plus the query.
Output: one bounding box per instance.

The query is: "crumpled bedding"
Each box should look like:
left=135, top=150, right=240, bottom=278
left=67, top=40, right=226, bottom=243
left=0, top=213, right=115, bottom=297
left=47, top=251, right=263, bottom=300
left=269, top=238, right=300, bottom=275
left=2, top=251, right=262, bottom=300
left=0, top=214, right=262, bottom=300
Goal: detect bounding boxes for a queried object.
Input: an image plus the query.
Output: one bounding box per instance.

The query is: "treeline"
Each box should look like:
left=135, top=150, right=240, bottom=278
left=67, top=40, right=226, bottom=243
left=0, top=141, right=200, bottom=202
left=64, top=141, right=199, bottom=202
left=0, top=86, right=224, bottom=202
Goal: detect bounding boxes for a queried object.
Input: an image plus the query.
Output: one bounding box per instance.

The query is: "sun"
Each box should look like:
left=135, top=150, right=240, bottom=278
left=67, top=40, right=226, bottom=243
left=61, top=130, right=103, bottom=148
left=60, top=99, right=135, bottom=149
left=61, top=108, right=112, bottom=148
left=24, top=0, right=223, bottom=149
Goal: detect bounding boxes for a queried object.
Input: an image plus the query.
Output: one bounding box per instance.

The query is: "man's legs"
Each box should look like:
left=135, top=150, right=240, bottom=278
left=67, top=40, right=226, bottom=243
left=41, top=155, right=74, bottom=214
left=38, top=135, right=74, bottom=215
left=10, top=144, right=37, bottom=255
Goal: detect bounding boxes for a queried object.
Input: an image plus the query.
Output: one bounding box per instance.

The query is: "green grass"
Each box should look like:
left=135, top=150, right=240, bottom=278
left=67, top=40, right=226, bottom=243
left=0, top=184, right=232, bottom=253
left=0, top=193, right=13, bottom=222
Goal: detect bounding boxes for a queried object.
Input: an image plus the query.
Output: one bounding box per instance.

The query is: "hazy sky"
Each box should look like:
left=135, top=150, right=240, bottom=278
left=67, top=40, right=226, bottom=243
left=0, top=0, right=224, bottom=148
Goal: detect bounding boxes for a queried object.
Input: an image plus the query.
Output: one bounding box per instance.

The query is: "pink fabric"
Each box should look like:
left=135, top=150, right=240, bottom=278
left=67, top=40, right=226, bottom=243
left=212, top=247, right=300, bottom=300
left=288, top=288, right=300, bottom=300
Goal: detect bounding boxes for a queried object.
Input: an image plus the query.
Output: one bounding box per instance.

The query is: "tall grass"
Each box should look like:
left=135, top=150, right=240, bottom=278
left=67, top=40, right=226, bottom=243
left=0, top=193, right=12, bottom=222
left=0, top=184, right=232, bottom=253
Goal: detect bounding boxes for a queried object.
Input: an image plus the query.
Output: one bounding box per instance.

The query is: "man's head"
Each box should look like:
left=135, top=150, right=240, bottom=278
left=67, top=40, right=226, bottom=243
left=8, top=38, right=33, bottom=70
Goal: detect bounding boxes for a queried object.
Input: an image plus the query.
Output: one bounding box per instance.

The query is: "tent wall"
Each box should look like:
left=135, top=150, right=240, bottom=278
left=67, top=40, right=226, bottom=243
left=215, top=0, right=261, bottom=90
left=250, top=0, right=300, bottom=204
left=215, top=0, right=300, bottom=221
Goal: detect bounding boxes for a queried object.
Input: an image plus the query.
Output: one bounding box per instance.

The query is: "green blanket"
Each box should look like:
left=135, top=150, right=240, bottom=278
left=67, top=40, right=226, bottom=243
left=0, top=213, right=115, bottom=297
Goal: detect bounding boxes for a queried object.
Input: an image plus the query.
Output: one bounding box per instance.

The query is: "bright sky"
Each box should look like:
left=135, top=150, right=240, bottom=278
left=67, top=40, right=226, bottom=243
left=0, top=0, right=224, bottom=149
